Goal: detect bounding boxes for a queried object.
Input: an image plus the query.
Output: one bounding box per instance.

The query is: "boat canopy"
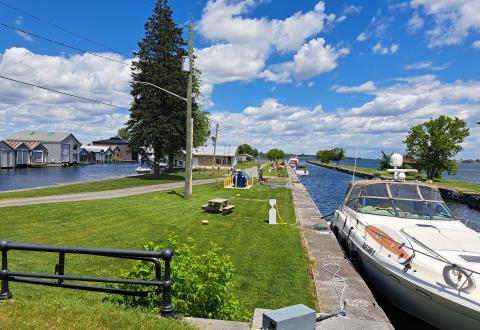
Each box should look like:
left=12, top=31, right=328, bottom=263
left=345, top=182, right=453, bottom=220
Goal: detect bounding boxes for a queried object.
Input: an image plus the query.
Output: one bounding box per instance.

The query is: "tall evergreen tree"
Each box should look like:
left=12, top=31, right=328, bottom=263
left=127, top=0, right=209, bottom=174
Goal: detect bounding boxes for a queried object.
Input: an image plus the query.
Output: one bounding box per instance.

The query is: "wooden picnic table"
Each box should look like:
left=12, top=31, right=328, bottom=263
left=201, top=198, right=235, bottom=215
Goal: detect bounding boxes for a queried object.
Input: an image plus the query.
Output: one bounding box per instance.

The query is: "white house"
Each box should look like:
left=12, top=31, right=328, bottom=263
left=9, top=131, right=81, bottom=164
left=0, top=141, right=15, bottom=168
left=191, top=146, right=238, bottom=169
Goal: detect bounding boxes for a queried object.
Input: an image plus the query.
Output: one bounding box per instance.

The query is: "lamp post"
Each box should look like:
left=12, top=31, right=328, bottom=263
left=133, top=24, right=195, bottom=200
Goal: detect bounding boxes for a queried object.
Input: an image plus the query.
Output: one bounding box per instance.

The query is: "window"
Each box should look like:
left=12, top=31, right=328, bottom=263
left=389, top=184, right=420, bottom=200
left=216, top=158, right=221, bottom=165
left=419, top=186, right=442, bottom=201
left=360, top=183, right=389, bottom=197
left=73, top=145, right=78, bottom=150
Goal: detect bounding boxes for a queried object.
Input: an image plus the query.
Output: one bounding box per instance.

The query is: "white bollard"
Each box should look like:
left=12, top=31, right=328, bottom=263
left=269, top=199, right=277, bottom=224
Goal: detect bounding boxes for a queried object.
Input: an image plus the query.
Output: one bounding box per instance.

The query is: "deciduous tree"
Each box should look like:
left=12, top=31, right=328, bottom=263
left=404, top=115, right=469, bottom=179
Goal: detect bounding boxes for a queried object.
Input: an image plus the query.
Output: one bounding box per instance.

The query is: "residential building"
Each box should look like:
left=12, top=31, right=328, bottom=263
left=8, top=131, right=81, bottom=164
left=81, top=145, right=107, bottom=163
left=0, top=141, right=15, bottom=168
left=5, top=141, right=48, bottom=166
left=191, top=146, right=238, bottom=169
left=91, top=136, right=135, bottom=161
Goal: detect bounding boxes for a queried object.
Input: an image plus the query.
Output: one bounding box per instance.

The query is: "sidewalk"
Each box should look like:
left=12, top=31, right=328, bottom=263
left=0, top=179, right=215, bottom=207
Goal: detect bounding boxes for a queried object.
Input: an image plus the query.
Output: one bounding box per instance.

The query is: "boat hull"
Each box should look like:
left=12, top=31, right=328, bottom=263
left=332, top=213, right=480, bottom=329
left=358, top=250, right=480, bottom=329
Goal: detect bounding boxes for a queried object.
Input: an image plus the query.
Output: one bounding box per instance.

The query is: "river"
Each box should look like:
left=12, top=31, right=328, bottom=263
left=0, top=163, right=139, bottom=191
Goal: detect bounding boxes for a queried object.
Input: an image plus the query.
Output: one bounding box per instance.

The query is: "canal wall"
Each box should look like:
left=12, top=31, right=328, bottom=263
left=288, top=167, right=393, bottom=329
left=308, top=161, right=480, bottom=212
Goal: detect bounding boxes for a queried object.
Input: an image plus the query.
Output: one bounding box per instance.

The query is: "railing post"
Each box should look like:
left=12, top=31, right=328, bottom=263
left=0, top=241, right=12, bottom=300
left=55, top=252, right=65, bottom=285
left=160, top=248, right=174, bottom=318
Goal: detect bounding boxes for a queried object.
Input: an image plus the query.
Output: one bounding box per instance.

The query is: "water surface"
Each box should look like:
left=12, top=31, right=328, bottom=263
left=0, top=163, right=138, bottom=191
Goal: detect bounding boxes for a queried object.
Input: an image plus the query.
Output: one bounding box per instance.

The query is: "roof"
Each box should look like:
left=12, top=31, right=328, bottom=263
left=9, top=130, right=80, bottom=144
left=0, top=140, right=14, bottom=150
left=92, top=136, right=129, bottom=145
left=350, top=179, right=438, bottom=190
left=6, top=140, right=46, bottom=150
left=81, top=145, right=109, bottom=153
left=192, top=146, right=238, bottom=157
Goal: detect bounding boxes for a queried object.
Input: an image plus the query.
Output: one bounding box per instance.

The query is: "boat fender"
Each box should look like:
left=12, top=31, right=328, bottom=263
left=442, top=265, right=476, bottom=294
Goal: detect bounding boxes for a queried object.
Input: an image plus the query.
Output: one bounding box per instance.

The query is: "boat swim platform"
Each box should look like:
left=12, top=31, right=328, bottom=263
left=287, top=166, right=393, bottom=329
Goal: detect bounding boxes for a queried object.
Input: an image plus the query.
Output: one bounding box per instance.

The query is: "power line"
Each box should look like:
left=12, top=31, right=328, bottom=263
left=0, top=21, right=131, bottom=66
left=0, top=0, right=125, bottom=55
left=0, top=74, right=130, bottom=111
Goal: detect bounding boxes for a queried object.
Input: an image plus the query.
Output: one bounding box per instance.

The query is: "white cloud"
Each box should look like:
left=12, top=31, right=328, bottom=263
left=411, top=0, right=480, bottom=47
left=372, top=42, right=399, bottom=55
left=195, top=0, right=345, bottom=99
left=407, top=11, right=424, bottom=34
left=307, top=81, right=315, bottom=88
left=209, top=75, right=480, bottom=158
left=294, top=38, right=349, bottom=80
left=343, top=4, right=361, bottom=16
left=403, top=60, right=447, bottom=71
left=356, top=32, right=368, bottom=42
left=13, top=16, right=33, bottom=42
left=0, top=47, right=132, bottom=143
left=473, top=40, right=480, bottom=48
left=333, top=81, right=376, bottom=93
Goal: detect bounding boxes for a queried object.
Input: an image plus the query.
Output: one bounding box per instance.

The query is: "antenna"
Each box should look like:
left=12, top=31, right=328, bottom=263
left=352, top=144, right=358, bottom=181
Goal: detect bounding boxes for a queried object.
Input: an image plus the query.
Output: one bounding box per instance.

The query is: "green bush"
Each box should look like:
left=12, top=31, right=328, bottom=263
left=108, top=236, right=250, bottom=321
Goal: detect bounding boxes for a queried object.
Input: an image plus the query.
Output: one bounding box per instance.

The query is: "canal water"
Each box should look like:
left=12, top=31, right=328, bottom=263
left=0, top=163, right=138, bottom=191
left=299, top=162, right=480, bottom=329
left=339, top=158, right=480, bottom=183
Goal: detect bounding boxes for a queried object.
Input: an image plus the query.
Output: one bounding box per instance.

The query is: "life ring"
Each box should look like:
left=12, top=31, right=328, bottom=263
left=442, top=265, right=476, bottom=293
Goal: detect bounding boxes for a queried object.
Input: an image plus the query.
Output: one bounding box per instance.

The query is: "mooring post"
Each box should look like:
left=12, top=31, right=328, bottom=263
left=160, top=248, right=174, bottom=317
left=0, top=241, right=12, bottom=300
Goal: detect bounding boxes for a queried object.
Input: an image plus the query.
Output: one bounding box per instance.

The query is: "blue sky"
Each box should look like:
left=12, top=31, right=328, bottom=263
left=1, top=0, right=479, bottom=158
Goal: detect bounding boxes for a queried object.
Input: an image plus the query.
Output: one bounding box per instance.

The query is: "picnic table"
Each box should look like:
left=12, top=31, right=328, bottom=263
left=201, top=198, right=235, bottom=215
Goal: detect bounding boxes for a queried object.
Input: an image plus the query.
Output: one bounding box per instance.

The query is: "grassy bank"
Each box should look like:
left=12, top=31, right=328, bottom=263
left=0, top=183, right=315, bottom=324
left=309, top=160, right=480, bottom=193
left=236, top=160, right=257, bottom=169
left=0, top=169, right=224, bottom=200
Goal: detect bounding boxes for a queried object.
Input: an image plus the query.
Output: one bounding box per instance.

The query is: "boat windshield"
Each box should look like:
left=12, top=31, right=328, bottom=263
left=346, top=182, right=454, bottom=220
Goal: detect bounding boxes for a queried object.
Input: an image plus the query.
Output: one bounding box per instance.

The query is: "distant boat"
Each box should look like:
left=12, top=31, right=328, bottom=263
left=295, top=165, right=309, bottom=176
left=288, top=157, right=299, bottom=167
left=136, top=161, right=153, bottom=174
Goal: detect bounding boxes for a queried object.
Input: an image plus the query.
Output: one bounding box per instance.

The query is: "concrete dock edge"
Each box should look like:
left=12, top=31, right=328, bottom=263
left=288, top=166, right=393, bottom=329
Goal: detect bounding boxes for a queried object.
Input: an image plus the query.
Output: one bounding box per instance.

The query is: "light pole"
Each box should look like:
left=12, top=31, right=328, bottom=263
left=132, top=24, right=195, bottom=200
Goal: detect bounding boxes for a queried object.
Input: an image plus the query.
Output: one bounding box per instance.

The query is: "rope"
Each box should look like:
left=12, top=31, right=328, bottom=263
left=316, top=262, right=346, bottom=321
left=275, top=204, right=286, bottom=224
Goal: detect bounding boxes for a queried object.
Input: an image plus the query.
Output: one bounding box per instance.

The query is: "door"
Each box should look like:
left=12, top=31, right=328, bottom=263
left=0, top=151, right=6, bottom=167
left=61, top=144, right=70, bottom=163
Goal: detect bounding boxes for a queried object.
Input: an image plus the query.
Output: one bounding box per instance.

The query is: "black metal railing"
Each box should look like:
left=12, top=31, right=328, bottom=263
left=0, top=240, right=174, bottom=317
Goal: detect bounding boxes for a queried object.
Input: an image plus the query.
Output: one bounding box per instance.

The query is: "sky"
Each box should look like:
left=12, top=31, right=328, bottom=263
left=0, top=0, right=479, bottom=158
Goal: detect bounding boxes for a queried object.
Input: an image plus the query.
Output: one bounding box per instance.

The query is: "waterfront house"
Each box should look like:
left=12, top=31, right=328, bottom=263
left=8, top=131, right=81, bottom=164
left=81, top=145, right=107, bottom=163
left=6, top=141, right=49, bottom=166
left=0, top=141, right=15, bottom=168
left=191, top=146, right=238, bottom=169
left=91, top=136, right=135, bottom=161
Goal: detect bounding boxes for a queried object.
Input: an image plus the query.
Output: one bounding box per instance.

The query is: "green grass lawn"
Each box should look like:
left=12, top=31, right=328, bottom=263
left=236, top=160, right=257, bottom=169
left=0, top=183, right=315, bottom=325
left=0, top=169, right=224, bottom=200
left=310, top=160, right=480, bottom=193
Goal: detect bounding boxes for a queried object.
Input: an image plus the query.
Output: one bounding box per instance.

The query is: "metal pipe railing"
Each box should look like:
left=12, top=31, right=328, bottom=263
left=0, top=240, right=174, bottom=317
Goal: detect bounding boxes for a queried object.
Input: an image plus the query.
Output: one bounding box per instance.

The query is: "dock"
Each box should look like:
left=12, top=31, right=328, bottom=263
left=287, top=166, right=393, bottom=329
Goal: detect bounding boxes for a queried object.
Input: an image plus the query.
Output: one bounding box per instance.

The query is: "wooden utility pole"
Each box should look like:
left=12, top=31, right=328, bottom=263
left=212, top=122, right=219, bottom=171
left=184, top=23, right=194, bottom=199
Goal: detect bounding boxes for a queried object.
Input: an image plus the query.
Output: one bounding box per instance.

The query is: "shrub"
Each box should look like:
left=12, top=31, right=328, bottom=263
left=107, top=236, right=250, bottom=321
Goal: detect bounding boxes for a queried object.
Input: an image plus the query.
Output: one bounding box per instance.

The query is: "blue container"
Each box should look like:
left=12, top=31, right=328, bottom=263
left=236, top=171, right=247, bottom=187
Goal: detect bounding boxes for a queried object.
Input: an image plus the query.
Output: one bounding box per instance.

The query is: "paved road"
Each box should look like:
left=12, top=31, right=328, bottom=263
left=0, top=179, right=216, bottom=208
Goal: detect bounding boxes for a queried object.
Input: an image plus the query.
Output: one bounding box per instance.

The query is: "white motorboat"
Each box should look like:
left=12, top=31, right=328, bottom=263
left=288, top=157, right=299, bottom=168
left=330, top=154, right=480, bottom=329
left=135, top=165, right=152, bottom=174
left=295, top=165, right=309, bottom=176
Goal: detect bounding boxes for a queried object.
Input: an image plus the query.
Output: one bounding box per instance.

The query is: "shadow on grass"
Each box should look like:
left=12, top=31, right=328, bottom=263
left=131, top=173, right=184, bottom=181
left=167, top=190, right=184, bottom=199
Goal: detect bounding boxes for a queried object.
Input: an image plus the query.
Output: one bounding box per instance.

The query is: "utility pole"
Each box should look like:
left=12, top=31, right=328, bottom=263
left=212, top=122, right=219, bottom=171
left=185, top=23, right=194, bottom=200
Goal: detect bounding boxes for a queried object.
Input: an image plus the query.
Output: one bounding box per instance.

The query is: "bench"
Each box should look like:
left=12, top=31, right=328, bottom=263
left=222, top=204, right=235, bottom=215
